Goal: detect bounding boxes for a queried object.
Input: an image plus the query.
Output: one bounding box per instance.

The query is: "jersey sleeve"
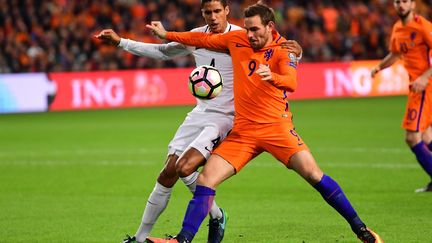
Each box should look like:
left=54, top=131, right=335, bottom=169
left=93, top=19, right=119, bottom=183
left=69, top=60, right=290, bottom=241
left=389, top=26, right=399, bottom=53
left=166, top=31, right=234, bottom=50
left=118, top=38, right=191, bottom=60
left=420, top=18, right=432, bottom=49
left=268, top=49, right=297, bottom=92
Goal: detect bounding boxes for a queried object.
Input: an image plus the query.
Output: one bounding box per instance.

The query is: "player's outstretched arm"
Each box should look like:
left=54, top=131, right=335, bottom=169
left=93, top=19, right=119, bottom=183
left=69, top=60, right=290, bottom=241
left=146, top=21, right=229, bottom=50
left=94, top=29, right=121, bottom=46
left=371, top=52, right=401, bottom=78
left=95, top=28, right=190, bottom=60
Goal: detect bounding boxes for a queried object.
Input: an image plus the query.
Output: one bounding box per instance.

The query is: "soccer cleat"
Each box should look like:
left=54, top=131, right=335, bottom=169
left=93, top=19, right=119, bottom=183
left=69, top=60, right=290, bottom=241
left=207, top=208, right=228, bottom=243
left=145, top=237, right=178, bottom=243
left=146, top=235, right=190, bottom=243
left=415, top=181, right=432, bottom=193
left=357, top=227, right=383, bottom=243
left=122, top=235, right=137, bottom=243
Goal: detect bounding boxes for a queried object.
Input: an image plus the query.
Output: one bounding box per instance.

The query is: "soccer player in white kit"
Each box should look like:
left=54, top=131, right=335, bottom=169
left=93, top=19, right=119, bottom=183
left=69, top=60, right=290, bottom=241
left=95, top=1, right=301, bottom=242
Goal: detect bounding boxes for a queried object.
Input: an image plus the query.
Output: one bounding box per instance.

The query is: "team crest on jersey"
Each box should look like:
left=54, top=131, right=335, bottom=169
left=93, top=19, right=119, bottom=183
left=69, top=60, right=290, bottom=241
left=264, top=49, right=274, bottom=61
left=288, top=52, right=298, bottom=69
left=410, top=31, right=417, bottom=40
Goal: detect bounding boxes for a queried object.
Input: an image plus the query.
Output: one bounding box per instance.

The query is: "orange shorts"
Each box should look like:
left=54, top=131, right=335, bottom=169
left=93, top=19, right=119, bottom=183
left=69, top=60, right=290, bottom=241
left=213, top=118, right=309, bottom=173
left=402, top=88, right=432, bottom=132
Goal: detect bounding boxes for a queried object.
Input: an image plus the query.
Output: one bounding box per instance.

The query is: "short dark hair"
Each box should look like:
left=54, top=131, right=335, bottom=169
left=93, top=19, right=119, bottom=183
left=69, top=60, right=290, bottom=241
left=201, top=0, right=228, bottom=8
left=244, top=3, right=275, bottom=25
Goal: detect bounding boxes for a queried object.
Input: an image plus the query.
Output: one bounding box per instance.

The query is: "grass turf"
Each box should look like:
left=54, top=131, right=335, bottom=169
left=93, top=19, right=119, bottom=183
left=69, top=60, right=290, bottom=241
left=1, top=96, right=431, bottom=242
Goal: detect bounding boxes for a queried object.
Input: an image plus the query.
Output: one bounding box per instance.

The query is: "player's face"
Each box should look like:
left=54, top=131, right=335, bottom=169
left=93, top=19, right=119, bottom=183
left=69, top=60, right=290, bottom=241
left=244, top=15, right=273, bottom=50
left=201, top=1, right=229, bottom=33
left=394, top=0, right=415, bottom=20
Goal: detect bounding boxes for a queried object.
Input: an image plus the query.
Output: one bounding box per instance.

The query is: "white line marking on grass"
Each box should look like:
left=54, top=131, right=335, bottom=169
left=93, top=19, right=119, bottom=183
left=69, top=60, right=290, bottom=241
left=0, top=148, right=166, bottom=158
left=247, top=161, right=418, bottom=169
left=0, top=159, right=157, bottom=166
left=313, top=147, right=407, bottom=154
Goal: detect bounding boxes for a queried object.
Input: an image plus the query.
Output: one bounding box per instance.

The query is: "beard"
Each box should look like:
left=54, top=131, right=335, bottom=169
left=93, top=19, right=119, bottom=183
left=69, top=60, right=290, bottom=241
left=397, top=9, right=412, bottom=20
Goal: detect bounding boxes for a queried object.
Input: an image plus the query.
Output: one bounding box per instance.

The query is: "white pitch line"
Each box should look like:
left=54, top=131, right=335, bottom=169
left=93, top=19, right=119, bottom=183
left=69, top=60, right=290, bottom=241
left=313, top=147, right=407, bottom=154
left=0, top=146, right=409, bottom=158
left=246, top=161, right=418, bottom=169
left=0, top=159, right=158, bottom=166
left=0, top=148, right=167, bottom=158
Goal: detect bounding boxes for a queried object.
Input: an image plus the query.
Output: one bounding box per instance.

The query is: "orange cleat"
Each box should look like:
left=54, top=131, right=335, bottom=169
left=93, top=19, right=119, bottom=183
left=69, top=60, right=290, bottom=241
left=145, top=236, right=183, bottom=243
left=357, top=227, right=383, bottom=243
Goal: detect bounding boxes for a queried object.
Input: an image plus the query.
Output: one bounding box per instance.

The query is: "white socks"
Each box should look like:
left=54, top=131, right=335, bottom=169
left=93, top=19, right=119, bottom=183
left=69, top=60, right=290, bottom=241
left=180, top=171, right=222, bottom=219
left=135, top=182, right=172, bottom=243
left=134, top=172, right=222, bottom=242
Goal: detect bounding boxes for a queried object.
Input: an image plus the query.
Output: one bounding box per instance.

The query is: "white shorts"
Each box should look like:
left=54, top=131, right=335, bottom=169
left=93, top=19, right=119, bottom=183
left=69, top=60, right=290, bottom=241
left=168, top=110, right=234, bottom=159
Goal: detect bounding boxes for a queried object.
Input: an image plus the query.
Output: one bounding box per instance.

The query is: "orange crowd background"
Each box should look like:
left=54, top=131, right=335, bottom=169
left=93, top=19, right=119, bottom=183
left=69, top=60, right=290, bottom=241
left=0, top=0, right=431, bottom=73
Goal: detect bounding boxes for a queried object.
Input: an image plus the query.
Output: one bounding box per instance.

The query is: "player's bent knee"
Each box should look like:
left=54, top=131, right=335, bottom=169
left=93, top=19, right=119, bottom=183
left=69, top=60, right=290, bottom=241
left=175, top=159, right=197, bottom=178
left=158, top=157, right=179, bottom=187
left=405, top=136, right=420, bottom=147
left=304, top=170, right=323, bottom=184
left=160, top=166, right=177, bottom=179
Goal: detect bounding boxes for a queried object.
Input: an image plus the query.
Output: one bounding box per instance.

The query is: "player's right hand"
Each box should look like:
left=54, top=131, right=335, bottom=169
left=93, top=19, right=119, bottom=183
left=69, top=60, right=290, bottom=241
left=281, top=40, right=302, bottom=59
left=146, top=21, right=167, bottom=39
left=94, top=29, right=121, bottom=46
left=371, top=66, right=380, bottom=78
left=411, top=75, right=429, bottom=93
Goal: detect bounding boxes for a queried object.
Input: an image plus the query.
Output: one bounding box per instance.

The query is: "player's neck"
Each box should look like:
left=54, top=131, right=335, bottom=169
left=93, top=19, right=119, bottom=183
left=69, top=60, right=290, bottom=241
left=221, top=22, right=228, bottom=32
left=214, top=22, right=228, bottom=34
left=400, top=12, right=414, bottom=25
left=265, top=36, right=274, bottom=47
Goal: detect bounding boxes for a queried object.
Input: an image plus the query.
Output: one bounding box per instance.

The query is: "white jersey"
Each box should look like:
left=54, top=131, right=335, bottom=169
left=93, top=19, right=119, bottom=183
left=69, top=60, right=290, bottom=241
left=119, top=23, right=241, bottom=115
left=118, top=24, right=241, bottom=157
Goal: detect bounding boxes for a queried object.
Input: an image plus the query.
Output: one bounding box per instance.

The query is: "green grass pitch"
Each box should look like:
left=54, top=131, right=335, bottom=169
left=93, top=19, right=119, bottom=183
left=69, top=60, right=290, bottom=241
left=1, top=96, right=432, bottom=242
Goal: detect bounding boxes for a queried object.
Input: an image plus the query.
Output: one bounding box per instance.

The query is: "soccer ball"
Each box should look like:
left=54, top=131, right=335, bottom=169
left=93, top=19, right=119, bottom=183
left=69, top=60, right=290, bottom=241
left=188, top=65, right=223, bottom=99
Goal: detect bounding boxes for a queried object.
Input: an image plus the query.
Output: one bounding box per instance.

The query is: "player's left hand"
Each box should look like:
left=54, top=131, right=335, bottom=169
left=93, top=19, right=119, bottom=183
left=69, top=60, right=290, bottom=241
left=281, top=40, right=302, bottom=59
left=146, top=21, right=167, bottom=39
left=411, top=75, right=429, bottom=93
left=256, top=64, right=272, bottom=81
left=94, top=29, right=121, bottom=46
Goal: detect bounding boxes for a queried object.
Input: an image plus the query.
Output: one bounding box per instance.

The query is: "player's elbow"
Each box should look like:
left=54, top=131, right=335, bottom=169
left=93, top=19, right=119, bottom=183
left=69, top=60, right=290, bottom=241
left=286, top=79, right=297, bottom=92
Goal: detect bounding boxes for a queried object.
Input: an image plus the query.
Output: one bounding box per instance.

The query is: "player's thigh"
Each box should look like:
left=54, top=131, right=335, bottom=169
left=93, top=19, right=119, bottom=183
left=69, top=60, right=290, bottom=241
left=402, top=91, right=431, bottom=132
left=213, top=126, right=262, bottom=173
left=168, top=118, right=203, bottom=156
left=260, top=122, right=309, bottom=167
left=187, top=113, right=234, bottom=159
left=168, top=111, right=232, bottom=157
left=288, top=150, right=323, bottom=185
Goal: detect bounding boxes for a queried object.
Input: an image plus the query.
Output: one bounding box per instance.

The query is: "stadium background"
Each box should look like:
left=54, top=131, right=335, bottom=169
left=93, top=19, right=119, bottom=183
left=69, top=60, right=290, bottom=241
left=1, top=0, right=432, bottom=242
left=1, top=0, right=431, bottom=72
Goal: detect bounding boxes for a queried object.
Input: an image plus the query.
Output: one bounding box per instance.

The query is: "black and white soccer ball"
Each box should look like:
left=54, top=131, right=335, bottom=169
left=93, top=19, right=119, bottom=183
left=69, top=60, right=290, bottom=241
left=188, top=65, right=223, bottom=99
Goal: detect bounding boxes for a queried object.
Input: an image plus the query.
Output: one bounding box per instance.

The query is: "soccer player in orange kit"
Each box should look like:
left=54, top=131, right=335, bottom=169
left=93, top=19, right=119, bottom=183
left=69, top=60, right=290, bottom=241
left=371, top=0, right=432, bottom=192
left=146, top=3, right=382, bottom=243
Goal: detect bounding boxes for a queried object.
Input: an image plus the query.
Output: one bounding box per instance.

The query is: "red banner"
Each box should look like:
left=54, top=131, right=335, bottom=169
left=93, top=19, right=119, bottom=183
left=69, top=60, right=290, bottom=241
left=291, top=60, right=409, bottom=99
left=49, top=69, right=195, bottom=111
left=17, top=60, right=409, bottom=112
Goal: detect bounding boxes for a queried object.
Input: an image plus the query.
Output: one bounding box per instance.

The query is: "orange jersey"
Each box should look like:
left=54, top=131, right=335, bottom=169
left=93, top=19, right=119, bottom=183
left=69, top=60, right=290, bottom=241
left=390, top=15, right=432, bottom=81
left=166, top=30, right=298, bottom=123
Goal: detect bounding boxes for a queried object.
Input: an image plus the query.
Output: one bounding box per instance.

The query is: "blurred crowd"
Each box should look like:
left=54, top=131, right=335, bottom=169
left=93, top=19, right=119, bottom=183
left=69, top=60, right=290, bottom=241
left=0, top=0, right=431, bottom=73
